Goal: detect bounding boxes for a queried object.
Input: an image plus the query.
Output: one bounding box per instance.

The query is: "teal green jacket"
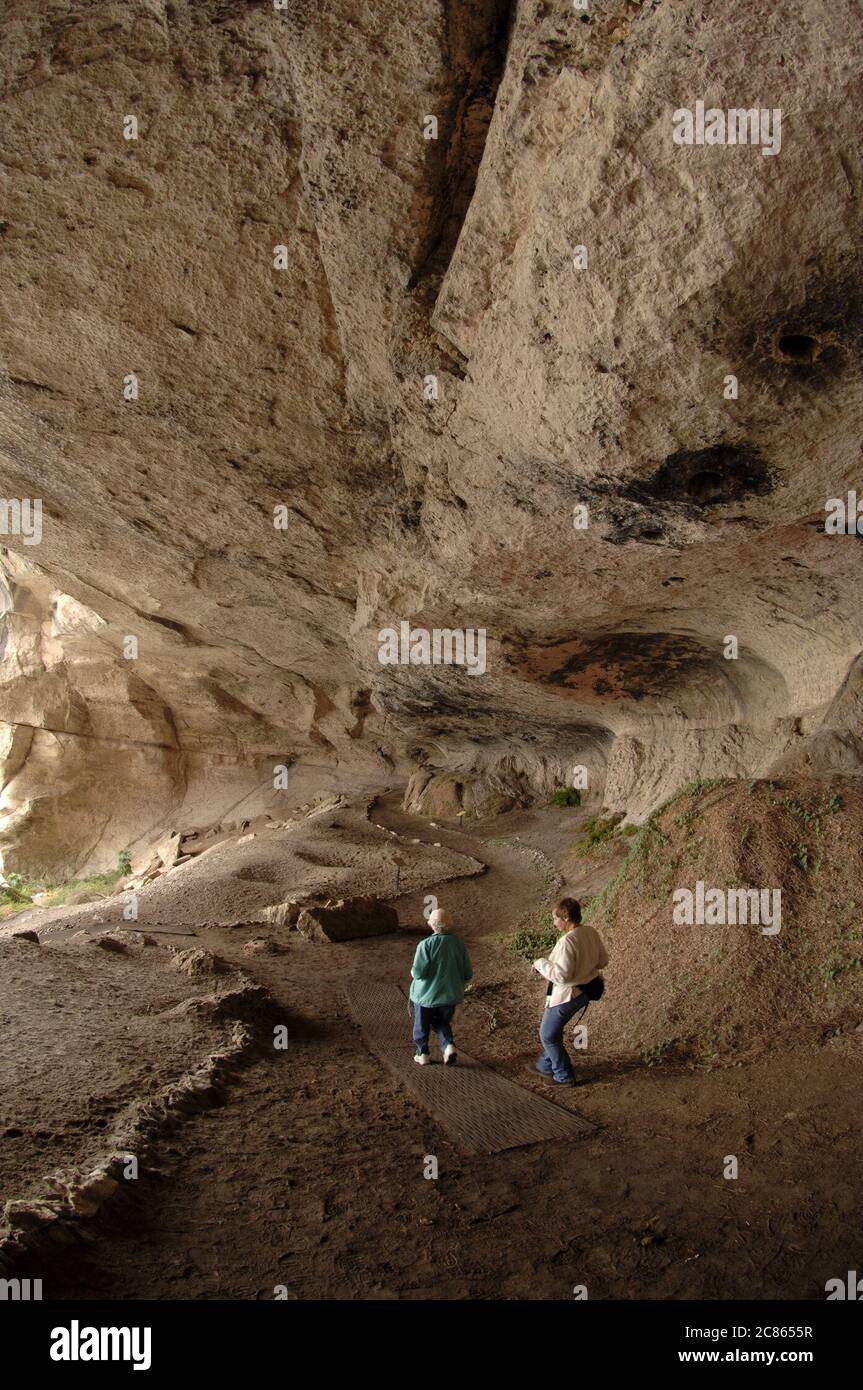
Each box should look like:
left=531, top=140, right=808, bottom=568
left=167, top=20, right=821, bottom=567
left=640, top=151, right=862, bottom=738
left=409, top=932, right=473, bottom=1006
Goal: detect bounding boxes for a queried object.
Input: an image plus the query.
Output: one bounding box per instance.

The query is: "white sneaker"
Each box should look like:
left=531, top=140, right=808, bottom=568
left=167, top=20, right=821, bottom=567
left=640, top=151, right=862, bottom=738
left=414, top=1053, right=429, bottom=1066
left=443, top=1044, right=457, bottom=1066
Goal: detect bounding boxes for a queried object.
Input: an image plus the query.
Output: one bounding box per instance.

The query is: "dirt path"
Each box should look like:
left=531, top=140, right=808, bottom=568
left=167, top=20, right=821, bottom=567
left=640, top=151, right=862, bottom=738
left=370, top=790, right=563, bottom=939
left=23, top=801, right=863, bottom=1301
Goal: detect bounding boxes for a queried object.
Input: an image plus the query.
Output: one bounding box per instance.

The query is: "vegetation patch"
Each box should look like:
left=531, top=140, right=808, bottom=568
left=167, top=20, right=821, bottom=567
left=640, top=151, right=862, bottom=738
left=578, top=775, right=863, bottom=1064
left=574, top=815, right=618, bottom=856
left=584, top=813, right=672, bottom=932
left=504, top=919, right=559, bottom=960
left=549, top=787, right=581, bottom=807
left=0, top=851, right=131, bottom=919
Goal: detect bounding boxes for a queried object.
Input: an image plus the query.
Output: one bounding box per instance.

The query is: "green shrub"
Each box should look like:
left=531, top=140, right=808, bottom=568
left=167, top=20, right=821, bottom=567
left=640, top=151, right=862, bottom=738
left=504, top=921, right=560, bottom=960
left=0, top=881, right=32, bottom=908
left=549, top=788, right=581, bottom=807
left=575, top=815, right=617, bottom=856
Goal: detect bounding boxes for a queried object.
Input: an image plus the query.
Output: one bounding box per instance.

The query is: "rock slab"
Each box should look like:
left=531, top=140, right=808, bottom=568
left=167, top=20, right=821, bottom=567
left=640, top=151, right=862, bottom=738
left=297, top=897, right=398, bottom=943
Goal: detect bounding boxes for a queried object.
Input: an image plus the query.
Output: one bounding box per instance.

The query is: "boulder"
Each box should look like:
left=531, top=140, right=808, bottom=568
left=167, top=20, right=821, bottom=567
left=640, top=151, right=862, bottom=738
left=255, top=898, right=306, bottom=928
left=154, top=832, right=182, bottom=870
left=296, top=897, right=398, bottom=943
left=243, top=935, right=284, bottom=955
left=170, top=947, right=225, bottom=979
left=67, top=1171, right=120, bottom=1218
left=92, top=934, right=127, bottom=953
left=3, top=1199, right=61, bottom=1234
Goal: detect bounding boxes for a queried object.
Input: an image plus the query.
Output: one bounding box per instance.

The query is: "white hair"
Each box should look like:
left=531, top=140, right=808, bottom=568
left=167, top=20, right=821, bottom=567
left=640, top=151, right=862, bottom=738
left=428, top=908, right=452, bottom=933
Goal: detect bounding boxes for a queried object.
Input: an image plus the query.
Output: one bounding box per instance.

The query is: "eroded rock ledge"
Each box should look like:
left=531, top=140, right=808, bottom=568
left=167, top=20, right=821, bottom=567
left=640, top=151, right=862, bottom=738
left=1, top=0, right=861, bottom=872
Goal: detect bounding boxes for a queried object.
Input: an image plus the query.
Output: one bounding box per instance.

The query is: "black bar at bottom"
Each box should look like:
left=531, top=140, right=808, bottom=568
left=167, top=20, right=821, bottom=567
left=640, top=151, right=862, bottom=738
left=2, top=1297, right=856, bottom=1375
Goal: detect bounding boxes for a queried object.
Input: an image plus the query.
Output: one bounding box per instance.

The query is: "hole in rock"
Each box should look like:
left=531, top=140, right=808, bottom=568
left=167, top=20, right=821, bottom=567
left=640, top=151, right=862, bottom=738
left=687, top=471, right=725, bottom=503
left=776, top=331, right=820, bottom=364
left=637, top=443, right=772, bottom=508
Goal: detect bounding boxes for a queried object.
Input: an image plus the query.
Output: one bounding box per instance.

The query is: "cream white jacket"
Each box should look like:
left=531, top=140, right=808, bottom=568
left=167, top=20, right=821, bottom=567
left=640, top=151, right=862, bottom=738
left=533, top=924, right=608, bottom=1007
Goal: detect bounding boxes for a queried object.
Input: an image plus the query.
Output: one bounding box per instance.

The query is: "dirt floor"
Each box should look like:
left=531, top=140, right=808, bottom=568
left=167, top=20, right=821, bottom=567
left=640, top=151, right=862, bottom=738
left=0, top=933, right=235, bottom=1209
left=4, top=789, right=862, bottom=1300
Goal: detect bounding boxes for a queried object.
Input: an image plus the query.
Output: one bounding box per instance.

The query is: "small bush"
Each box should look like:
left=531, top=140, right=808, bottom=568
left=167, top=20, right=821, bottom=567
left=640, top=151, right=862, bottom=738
left=0, top=879, right=33, bottom=909
left=640, top=1040, right=672, bottom=1068
left=504, top=921, right=560, bottom=960
left=549, top=788, right=581, bottom=807
left=575, top=816, right=617, bottom=856
left=117, top=848, right=132, bottom=875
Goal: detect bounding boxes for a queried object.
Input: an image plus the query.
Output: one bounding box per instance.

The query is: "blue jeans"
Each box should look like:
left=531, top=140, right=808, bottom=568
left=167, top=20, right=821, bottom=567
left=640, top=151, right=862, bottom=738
left=537, top=994, right=587, bottom=1081
left=412, top=1003, right=456, bottom=1055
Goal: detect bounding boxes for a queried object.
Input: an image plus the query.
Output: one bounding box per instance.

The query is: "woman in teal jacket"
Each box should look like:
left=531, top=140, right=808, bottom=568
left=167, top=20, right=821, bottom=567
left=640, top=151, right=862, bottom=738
left=409, top=908, right=473, bottom=1066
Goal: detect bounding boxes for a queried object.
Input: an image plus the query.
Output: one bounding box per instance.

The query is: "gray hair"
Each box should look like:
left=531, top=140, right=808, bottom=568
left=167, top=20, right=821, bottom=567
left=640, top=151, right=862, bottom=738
left=428, top=908, right=452, bottom=933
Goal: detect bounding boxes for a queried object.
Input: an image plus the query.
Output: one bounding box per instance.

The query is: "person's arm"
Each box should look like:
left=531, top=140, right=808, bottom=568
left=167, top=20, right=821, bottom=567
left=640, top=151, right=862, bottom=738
left=533, top=934, right=580, bottom=983
left=411, top=941, right=432, bottom=980
left=461, top=940, right=474, bottom=983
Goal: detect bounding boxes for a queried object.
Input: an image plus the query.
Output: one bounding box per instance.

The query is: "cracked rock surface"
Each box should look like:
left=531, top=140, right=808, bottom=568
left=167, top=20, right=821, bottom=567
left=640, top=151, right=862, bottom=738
left=0, top=0, right=861, bottom=870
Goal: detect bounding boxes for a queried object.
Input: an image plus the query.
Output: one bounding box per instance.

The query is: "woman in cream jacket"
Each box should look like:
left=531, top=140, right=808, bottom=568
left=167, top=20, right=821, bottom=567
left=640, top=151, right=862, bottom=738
left=533, top=897, right=608, bottom=1085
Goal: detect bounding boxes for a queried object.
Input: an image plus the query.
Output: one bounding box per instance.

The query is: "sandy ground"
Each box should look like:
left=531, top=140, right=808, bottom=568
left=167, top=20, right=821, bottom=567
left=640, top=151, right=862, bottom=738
left=5, top=793, right=863, bottom=1300
left=0, top=935, right=244, bottom=1207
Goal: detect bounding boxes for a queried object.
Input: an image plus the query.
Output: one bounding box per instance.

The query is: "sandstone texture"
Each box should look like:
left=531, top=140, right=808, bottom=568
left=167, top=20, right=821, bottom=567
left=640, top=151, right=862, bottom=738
left=0, top=0, right=861, bottom=872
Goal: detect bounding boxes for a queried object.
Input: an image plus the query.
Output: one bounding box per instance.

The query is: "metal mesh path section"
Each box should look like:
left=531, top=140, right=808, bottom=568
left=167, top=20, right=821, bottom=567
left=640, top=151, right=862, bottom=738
left=346, top=974, right=414, bottom=1045
left=345, top=977, right=593, bottom=1153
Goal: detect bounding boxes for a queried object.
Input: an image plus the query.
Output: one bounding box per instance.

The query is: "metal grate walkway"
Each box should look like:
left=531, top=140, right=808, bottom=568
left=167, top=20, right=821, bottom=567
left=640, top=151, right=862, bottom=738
left=346, top=977, right=593, bottom=1154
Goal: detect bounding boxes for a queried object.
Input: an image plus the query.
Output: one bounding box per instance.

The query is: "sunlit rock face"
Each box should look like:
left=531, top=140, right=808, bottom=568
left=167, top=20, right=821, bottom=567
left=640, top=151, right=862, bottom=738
left=0, top=0, right=861, bottom=871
